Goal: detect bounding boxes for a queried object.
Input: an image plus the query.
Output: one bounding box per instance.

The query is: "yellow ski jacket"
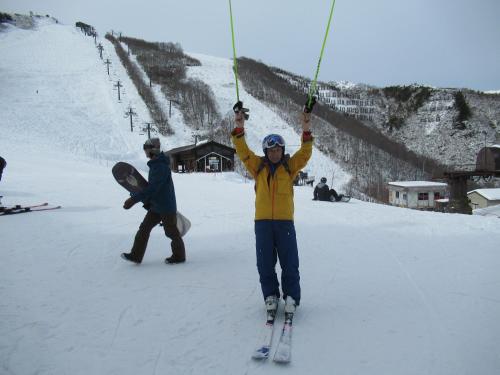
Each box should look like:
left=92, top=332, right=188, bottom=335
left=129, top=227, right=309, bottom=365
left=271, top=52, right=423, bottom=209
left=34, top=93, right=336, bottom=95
left=232, top=129, right=313, bottom=221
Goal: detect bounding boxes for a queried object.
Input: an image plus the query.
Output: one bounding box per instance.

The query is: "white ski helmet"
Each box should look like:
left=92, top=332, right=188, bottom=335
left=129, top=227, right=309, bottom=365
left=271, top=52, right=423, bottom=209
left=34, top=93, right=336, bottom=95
left=262, top=134, right=285, bottom=154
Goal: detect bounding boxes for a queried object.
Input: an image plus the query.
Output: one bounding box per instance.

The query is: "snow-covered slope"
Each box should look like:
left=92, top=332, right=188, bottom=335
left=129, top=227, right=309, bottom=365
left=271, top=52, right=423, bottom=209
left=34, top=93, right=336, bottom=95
left=1, top=19, right=500, bottom=375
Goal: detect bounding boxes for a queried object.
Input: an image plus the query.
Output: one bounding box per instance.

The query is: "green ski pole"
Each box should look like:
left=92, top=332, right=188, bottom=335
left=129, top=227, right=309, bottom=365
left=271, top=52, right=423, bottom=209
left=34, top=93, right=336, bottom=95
left=228, top=0, right=249, bottom=119
left=228, top=0, right=240, bottom=101
left=307, top=0, right=337, bottom=110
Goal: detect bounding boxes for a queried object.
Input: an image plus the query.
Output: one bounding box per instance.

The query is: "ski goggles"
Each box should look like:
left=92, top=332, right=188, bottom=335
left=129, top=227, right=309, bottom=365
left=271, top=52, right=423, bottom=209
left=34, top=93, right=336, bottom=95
left=262, top=134, right=285, bottom=150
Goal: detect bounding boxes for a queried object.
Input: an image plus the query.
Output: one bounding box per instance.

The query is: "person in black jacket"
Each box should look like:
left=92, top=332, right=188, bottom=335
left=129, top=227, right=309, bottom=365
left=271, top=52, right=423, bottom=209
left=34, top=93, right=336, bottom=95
left=313, top=177, right=330, bottom=201
left=313, top=177, right=343, bottom=202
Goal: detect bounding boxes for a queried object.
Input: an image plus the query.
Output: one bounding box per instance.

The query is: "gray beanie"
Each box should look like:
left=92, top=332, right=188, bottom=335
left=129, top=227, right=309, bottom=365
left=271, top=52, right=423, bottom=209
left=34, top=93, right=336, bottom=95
left=143, top=137, right=161, bottom=155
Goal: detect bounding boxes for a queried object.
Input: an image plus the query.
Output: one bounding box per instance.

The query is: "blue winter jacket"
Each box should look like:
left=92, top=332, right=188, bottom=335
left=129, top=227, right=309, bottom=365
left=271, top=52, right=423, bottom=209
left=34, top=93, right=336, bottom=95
left=131, top=152, right=177, bottom=214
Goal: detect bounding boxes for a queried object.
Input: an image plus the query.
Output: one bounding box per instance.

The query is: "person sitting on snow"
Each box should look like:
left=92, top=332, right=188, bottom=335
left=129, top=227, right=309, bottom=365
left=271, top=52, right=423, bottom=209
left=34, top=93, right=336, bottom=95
left=313, top=177, right=330, bottom=201
left=313, top=177, right=344, bottom=202
left=231, top=97, right=315, bottom=317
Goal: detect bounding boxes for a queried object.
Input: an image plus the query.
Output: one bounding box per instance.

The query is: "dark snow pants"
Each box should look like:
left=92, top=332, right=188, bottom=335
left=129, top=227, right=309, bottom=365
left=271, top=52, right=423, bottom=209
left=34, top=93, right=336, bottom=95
left=129, top=210, right=185, bottom=263
left=329, top=189, right=343, bottom=202
left=255, top=220, right=300, bottom=305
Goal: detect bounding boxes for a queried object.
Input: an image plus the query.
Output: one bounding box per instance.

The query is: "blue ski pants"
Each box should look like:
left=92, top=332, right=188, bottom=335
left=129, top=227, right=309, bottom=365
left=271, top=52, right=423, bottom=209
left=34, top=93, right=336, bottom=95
left=255, top=220, right=300, bottom=305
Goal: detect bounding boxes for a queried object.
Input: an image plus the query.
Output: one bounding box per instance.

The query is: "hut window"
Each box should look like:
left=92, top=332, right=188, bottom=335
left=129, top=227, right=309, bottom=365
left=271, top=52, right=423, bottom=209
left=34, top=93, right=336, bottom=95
left=418, top=193, right=429, bottom=201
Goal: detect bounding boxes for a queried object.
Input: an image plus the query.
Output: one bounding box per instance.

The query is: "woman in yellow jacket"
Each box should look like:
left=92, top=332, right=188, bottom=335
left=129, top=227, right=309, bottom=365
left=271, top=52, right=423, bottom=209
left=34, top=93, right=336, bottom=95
left=231, top=100, right=314, bottom=315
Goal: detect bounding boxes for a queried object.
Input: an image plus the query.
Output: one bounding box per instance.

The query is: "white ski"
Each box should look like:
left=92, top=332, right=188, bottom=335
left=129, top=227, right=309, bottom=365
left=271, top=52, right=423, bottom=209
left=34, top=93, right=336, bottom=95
left=252, top=298, right=279, bottom=360
left=273, top=313, right=293, bottom=363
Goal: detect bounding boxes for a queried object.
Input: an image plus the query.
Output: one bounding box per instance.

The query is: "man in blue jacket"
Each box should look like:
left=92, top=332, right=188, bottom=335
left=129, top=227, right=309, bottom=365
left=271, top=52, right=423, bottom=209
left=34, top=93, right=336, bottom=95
left=121, top=138, right=186, bottom=264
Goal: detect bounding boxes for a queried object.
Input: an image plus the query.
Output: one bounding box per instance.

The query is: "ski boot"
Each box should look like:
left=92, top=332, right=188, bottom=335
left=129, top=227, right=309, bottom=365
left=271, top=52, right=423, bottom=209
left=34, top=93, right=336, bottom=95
left=284, top=296, right=297, bottom=315
left=265, top=295, right=278, bottom=320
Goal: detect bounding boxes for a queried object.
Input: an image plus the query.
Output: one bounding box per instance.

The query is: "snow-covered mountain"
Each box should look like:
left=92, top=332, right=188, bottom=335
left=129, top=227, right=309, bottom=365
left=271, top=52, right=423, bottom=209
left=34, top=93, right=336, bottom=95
left=1, top=16, right=500, bottom=375
left=277, top=70, right=500, bottom=169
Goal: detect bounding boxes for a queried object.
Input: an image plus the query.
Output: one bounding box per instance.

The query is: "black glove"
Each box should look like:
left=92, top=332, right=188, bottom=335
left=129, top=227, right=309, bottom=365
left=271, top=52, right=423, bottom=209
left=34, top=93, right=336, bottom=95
left=233, top=101, right=250, bottom=120
left=123, top=197, right=136, bottom=210
left=304, top=96, right=317, bottom=113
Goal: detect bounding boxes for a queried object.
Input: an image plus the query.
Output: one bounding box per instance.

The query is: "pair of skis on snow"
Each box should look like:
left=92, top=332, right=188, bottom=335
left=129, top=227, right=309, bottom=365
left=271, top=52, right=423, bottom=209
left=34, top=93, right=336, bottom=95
left=0, top=202, right=61, bottom=216
left=252, top=303, right=294, bottom=364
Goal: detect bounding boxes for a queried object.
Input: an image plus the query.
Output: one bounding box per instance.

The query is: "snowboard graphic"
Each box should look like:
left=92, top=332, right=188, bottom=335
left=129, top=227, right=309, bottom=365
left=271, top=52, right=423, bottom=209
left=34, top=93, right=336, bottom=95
left=112, top=162, right=191, bottom=237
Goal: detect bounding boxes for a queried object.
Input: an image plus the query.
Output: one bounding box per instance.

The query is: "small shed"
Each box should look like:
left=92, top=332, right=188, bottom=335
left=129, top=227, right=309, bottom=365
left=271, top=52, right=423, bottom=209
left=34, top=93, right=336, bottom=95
left=388, top=181, right=448, bottom=209
left=467, top=188, right=500, bottom=209
left=166, top=140, right=235, bottom=173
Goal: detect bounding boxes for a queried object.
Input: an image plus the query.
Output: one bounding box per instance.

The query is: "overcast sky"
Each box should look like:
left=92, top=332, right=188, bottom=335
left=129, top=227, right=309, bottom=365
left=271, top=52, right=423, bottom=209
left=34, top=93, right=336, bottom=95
left=3, top=0, right=500, bottom=91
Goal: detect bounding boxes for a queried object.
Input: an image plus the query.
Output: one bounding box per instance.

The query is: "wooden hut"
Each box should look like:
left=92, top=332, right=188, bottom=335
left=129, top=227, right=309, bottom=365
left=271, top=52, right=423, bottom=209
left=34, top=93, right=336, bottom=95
left=166, top=140, right=235, bottom=173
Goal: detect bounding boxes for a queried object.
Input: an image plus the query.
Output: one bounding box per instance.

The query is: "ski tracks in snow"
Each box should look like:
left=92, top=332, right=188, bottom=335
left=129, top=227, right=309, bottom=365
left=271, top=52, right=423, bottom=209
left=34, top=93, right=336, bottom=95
left=110, top=304, right=132, bottom=349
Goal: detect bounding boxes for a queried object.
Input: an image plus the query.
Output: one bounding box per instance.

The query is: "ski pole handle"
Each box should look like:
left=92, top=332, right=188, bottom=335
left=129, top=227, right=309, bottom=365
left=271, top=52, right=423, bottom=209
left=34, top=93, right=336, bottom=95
left=233, top=100, right=249, bottom=120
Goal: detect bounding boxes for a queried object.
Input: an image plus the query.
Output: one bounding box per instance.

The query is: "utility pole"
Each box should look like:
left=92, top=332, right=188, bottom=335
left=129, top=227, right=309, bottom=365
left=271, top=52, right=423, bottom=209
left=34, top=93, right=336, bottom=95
left=124, top=106, right=138, bottom=132
left=104, top=59, right=112, bottom=75
left=92, top=31, right=97, bottom=44
left=483, top=131, right=487, bottom=169
left=192, top=131, right=199, bottom=146
left=143, top=122, right=153, bottom=139
left=114, top=80, right=122, bottom=101
left=97, top=43, right=104, bottom=59
left=169, top=99, right=179, bottom=118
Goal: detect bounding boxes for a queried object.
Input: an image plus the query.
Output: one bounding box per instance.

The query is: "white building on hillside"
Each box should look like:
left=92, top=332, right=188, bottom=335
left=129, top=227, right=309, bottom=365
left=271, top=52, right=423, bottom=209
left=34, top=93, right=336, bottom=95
left=388, top=181, right=448, bottom=209
left=467, top=188, right=500, bottom=209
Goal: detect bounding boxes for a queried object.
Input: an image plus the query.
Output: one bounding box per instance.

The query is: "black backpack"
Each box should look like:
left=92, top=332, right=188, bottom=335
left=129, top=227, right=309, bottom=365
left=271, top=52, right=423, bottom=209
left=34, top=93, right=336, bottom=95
left=255, top=154, right=292, bottom=176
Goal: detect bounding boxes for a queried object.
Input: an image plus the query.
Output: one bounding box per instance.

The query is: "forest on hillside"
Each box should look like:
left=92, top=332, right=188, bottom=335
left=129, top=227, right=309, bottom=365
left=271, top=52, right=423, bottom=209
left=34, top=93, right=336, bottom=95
left=107, top=34, right=231, bottom=145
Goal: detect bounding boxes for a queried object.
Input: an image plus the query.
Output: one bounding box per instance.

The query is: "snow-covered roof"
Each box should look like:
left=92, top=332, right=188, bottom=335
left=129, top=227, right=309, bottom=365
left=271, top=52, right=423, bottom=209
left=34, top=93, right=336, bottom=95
left=166, top=140, right=234, bottom=154
left=468, top=188, right=500, bottom=201
left=388, top=181, right=448, bottom=188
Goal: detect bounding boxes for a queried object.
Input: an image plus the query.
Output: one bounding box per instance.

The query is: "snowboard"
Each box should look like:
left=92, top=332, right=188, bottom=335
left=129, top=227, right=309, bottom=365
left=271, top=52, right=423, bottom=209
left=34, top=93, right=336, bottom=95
left=336, top=195, right=351, bottom=203
left=313, top=195, right=351, bottom=203
left=112, top=161, right=191, bottom=237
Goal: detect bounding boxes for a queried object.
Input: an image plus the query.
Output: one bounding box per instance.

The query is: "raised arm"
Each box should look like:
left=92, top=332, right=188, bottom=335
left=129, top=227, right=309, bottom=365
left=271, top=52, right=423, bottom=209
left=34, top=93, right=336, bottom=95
left=289, top=110, right=314, bottom=175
